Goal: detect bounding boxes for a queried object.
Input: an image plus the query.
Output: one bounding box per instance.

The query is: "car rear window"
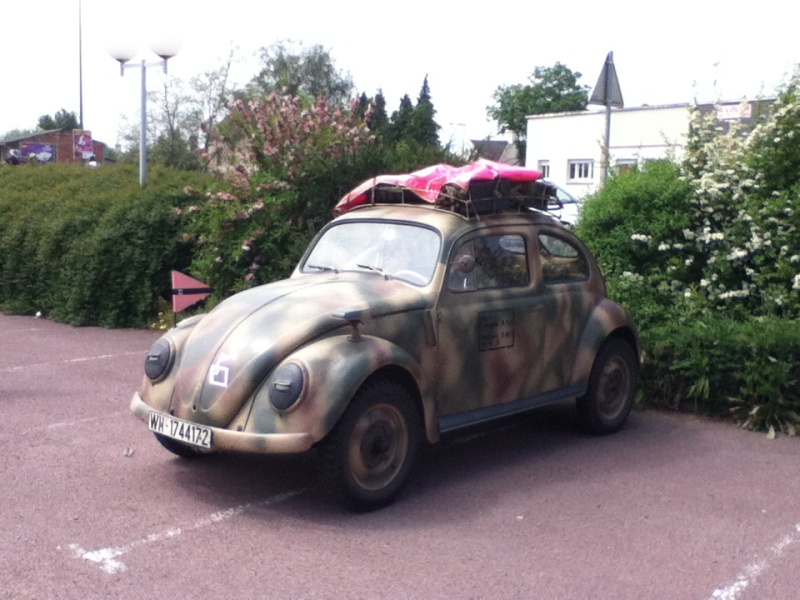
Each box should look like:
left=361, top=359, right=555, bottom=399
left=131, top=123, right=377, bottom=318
left=538, top=233, right=589, bottom=282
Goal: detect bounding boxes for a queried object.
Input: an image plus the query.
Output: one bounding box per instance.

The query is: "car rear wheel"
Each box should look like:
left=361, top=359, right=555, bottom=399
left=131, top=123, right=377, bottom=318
left=154, top=432, right=203, bottom=458
left=318, top=380, right=422, bottom=511
left=577, top=338, right=638, bottom=435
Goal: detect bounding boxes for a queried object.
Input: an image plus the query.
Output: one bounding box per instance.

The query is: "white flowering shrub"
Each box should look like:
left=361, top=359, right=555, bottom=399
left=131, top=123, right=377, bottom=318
left=678, top=93, right=800, bottom=317
left=577, top=81, right=800, bottom=434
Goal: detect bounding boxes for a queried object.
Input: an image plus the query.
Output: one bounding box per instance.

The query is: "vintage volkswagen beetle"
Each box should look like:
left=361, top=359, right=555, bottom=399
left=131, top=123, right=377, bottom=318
left=131, top=161, right=639, bottom=511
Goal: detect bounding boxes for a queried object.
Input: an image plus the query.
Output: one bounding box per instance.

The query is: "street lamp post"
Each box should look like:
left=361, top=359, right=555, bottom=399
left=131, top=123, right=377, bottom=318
left=109, top=42, right=179, bottom=187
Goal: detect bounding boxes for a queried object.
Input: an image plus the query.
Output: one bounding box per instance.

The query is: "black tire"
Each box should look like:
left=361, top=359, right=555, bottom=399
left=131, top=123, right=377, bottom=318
left=154, top=432, right=203, bottom=458
left=577, top=338, right=638, bottom=435
left=318, top=380, right=423, bottom=512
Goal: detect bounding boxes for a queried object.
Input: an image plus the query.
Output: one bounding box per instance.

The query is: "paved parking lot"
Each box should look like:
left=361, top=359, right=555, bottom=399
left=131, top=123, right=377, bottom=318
left=1, top=313, right=798, bottom=599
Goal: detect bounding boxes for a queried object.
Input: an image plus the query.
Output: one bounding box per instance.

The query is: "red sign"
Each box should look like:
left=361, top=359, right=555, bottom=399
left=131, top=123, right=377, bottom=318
left=171, top=271, right=212, bottom=313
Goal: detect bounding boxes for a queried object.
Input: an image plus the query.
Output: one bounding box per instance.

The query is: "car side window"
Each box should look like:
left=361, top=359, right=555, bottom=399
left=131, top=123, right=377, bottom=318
left=538, top=233, right=589, bottom=282
left=448, top=234, right=529, bottom=292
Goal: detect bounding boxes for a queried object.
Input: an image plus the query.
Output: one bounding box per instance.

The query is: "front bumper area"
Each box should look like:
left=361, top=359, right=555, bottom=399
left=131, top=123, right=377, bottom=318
left=130, top=393, right=316, bottom=454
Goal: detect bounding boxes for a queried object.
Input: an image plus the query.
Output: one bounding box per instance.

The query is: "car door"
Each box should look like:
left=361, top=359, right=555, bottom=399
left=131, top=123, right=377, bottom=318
left=434, top=227, right=553, bottom=420
left=531, top=229, right=595, bottom=390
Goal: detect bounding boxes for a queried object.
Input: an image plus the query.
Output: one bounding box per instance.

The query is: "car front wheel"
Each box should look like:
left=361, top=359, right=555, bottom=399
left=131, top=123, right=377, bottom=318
left=318, top=380, right=423, bottom=511
left=577, top=338, right=638, bottom=435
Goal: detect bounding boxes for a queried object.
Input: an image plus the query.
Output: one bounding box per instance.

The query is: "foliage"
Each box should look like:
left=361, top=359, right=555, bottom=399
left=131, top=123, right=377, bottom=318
left=118, top=50, right=238, bottom=170
left=748, top=77, right=800, bottom=195
left=1, top=128, right=37, bottom=141
left=249, top=40, right=354, bottom=105
left=577, top=82, right=800, bottom=434
left=188, top=92, right=377, bottom=298
left=187, top=77, right=460, bottom=302
left=149, top=128, right=204, bottom=172
left=37, top=109, right=80, bottom=131
left=367, top=90, right=389, bottom=133
left=407, top=76, right=440, bottom=147
left=641, top=315, right=800, bottom=436
left=386, top=94, right=415, bottom=144
left=0, top=164, right=215, bottom=327
left=0, top=43, right=459, bottom=328
left=577, top=160, right=694, bottom=331
left=487, top=63, right=589, bottom=140
left=375, top=78, right=443, bottom=149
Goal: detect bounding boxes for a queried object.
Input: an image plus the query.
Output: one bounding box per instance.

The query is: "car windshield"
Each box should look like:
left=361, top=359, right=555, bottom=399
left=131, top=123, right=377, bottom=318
left=554, top=187, right=578, bottom=205
left=302, top=221, right=442, bottom=286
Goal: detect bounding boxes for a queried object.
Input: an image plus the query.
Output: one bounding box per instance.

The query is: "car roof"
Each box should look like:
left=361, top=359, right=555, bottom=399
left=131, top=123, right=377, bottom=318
left=331, top=203, right=568, bottom=237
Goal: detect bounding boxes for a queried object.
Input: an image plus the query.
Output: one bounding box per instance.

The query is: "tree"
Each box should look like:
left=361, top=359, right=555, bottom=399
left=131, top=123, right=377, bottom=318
left=147, top=78, right=201, bottom=170
left=37, top=109, right=80, bottom=131
left=385, top=78, right=441, bottom=148
left=117, top=50, right=238, bottom=171
left=487, top=63, right=589, bottom=141
left=387, top=94, right=414, bottom=144
left=1, top=128, right=36, bottom=141
left=187, top=48, right=238, bottom=158
left=368, top=90, right=389, bottom=133
left=407, top=75, right=440, bottom=147
left=190, top=92, right=377, bottom=293
left=249, top=41, right=354, bottom=105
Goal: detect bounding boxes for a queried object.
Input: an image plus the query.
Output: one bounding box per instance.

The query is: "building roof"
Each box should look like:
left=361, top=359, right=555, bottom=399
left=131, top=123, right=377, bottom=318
left=527, top=98, right=776, bottom=122
left=469, top=139, right=508, bottom=161
left=0, top=129, right=65, bottom=144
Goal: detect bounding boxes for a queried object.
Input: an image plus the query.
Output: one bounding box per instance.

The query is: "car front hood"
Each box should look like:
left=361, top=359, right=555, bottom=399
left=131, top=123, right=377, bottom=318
left=168, top=274, right=427, bottom=426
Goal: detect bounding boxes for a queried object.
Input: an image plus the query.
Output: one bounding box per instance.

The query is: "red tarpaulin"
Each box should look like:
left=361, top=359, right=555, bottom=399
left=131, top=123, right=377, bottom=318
left=334, top=159, right=543, bottom=215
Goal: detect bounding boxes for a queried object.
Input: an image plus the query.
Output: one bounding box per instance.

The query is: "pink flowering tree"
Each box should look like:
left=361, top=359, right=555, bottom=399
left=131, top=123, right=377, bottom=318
left=183, top=92, right=376, bottom=297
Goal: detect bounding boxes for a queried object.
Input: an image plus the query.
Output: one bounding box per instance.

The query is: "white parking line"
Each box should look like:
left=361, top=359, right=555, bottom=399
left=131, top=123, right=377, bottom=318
left=0, top=351, right=146, bottom=374
left=0, top=412, right=132, bottom=442
left=708, top=522, right=800, bottom=599
left=62, top=488, right=308, bottom=574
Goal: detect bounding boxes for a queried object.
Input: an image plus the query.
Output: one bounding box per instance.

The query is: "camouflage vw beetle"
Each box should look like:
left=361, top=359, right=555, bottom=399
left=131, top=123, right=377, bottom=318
left=131, top=160, right=639, bottom=511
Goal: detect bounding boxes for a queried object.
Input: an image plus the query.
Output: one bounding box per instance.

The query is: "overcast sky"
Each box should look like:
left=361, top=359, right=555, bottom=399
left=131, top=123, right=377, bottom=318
left=2, top=0, right=798, bottom=150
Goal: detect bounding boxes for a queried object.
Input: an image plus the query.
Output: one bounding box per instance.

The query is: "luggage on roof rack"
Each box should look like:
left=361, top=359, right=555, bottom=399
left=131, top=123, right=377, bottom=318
left=334, top=159, right=558, bottom=218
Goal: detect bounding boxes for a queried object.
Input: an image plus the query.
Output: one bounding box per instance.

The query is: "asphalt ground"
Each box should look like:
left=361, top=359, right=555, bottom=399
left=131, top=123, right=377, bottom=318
left=1, top=313, right=798, bottom=599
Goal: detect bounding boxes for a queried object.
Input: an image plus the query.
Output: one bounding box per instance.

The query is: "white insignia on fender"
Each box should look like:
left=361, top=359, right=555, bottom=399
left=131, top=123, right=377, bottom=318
left=208, top=353, right=231, bottom=388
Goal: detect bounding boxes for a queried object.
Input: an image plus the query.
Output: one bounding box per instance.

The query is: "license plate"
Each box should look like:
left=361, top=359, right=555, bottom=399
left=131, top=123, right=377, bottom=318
left=148, top=412, right=213, bottom=449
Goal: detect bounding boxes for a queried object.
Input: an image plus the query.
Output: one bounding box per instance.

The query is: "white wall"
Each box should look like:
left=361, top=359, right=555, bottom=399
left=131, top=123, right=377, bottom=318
left=526, top=104, right=691, bottom=197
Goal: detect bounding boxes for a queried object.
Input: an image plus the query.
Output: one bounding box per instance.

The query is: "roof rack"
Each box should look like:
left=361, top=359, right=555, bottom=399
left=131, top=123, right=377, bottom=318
left=359, top=178, right=556, bottom=219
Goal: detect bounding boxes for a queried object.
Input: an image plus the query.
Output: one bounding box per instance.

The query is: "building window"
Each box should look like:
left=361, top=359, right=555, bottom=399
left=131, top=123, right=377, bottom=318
left=537, top=160, right=550, bottom=178
left=567, top=160, right=593, bottom=181
left=615, top=158, right=637, bottom=174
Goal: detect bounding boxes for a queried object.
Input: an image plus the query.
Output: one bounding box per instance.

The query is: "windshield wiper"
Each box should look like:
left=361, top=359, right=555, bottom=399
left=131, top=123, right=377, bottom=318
left=307, top=264, right=338, bottom=273
left=356, top=263, right=385, bottom=275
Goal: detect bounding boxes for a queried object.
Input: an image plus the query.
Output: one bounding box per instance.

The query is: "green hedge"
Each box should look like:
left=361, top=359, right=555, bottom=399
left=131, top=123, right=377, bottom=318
left=576, top=160, right=800, bottom=435
left=641, top=314, right=800, bottom=435
left=0, top=163, right=215, bottom=327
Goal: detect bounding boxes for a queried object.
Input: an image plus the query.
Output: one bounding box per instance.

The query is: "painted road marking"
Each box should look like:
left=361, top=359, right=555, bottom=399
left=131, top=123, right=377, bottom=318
left=709, top=522, right=800, bottom=600
left=0, top=350, right=146, bottom=374
left=0, top=412, right=131, bottom=441
left=62, top=488, right=307, bottom=574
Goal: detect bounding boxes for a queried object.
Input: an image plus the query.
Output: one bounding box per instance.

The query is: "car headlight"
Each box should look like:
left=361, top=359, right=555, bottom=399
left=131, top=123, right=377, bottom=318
left=269, top=363, right=305, bottom=411
left=144, top=338, right=173, bottom=381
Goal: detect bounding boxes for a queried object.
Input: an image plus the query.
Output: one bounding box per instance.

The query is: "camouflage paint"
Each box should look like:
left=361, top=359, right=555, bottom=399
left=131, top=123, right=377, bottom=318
left=132, top=204, right=637, bottom=454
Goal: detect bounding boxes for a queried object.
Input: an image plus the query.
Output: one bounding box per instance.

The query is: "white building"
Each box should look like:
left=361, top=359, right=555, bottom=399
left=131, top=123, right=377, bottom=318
left=525, top=101, right=760, bottom=198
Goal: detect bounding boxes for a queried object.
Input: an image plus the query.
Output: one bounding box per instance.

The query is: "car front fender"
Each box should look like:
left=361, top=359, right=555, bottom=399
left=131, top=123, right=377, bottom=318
left=245, top=334, right=428, bottom=446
